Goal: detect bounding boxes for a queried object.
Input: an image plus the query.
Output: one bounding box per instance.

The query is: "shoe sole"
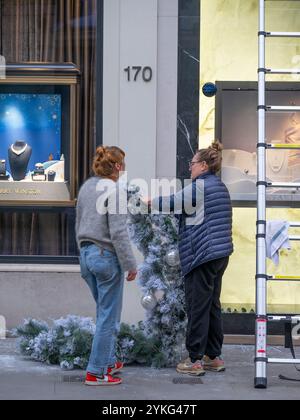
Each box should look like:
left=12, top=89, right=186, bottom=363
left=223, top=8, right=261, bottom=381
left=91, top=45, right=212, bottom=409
left=203, top=366, right=226, bottom=372
left=85, top=380, right=122, bottom=386
left=176, top=368, right=206, bottom=377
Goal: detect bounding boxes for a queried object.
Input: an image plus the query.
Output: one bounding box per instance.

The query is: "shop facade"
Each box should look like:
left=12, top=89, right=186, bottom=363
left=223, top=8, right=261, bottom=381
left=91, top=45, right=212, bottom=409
left=1, top=0, right=299, bottom=329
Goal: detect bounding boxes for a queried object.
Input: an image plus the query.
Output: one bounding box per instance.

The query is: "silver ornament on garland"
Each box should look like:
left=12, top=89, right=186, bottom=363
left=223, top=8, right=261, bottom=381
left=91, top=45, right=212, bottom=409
left=153, top=289, right=165, bottom=302
left=128, top=200, right=141, bottom=215
left=128, top=185, right=140, bottom=194
left=165, top=249, right=180, bottom=267
left=141, top=293, right=157, bottom=310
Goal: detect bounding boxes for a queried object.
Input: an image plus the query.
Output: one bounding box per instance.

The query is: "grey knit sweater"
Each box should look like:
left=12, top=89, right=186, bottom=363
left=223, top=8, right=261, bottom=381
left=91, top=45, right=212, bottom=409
left=76, top=177, right=137, bottom=272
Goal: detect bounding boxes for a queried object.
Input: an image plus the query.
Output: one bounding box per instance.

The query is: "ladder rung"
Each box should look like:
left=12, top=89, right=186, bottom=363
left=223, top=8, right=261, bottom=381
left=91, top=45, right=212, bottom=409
left=289, top=235, right=300, bottom=241
left=266, top=106, right=300, bottom=112
left=266, top=32, right=300, bottom=38
left=289, top=222, right=300, bottom=227
left=268, top=358, right=300, bottom=365
left=268, top=182, right=300, bottom=188
left=268, top=315, right=300, bottom=322
left=267, top=143, right=300, bottom=150
left=268, top=276, right=300, bottom=282
left=265, top=69, right=300, bottom=75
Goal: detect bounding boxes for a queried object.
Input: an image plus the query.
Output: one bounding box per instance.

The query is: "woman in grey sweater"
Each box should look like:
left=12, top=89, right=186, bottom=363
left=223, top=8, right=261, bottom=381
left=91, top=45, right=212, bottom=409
left=76, top=146, right=137, bottom=386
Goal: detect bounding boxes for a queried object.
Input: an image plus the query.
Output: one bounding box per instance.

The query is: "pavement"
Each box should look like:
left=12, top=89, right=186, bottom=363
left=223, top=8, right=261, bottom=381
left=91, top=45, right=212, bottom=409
left=0, top=339, right=300, bottom=400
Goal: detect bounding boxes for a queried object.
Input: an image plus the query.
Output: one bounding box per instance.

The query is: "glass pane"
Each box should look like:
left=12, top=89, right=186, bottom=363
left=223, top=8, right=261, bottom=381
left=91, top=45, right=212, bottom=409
left=265, top=0, right=300, bottom=33
left=265, top=1, right=300, bottom=80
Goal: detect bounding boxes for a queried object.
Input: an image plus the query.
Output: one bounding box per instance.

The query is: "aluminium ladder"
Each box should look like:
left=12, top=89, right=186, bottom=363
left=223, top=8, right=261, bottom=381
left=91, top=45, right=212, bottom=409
left=255, top=0, right=300, bottom=389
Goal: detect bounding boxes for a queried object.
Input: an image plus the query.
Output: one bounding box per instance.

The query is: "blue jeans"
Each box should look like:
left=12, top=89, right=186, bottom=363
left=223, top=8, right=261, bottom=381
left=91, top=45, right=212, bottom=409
left=79, top=244, right=124, bottom=376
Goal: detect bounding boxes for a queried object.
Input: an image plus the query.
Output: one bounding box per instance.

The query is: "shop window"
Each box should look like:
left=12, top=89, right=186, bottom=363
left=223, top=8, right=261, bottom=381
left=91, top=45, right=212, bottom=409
left=0, top=0, right=98, bottom=262
left=216, top=82, right=300, bottom=206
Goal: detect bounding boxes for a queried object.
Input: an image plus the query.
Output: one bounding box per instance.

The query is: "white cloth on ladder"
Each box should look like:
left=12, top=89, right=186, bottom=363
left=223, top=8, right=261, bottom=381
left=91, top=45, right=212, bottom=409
left=266, top=221, right=291, bottom=265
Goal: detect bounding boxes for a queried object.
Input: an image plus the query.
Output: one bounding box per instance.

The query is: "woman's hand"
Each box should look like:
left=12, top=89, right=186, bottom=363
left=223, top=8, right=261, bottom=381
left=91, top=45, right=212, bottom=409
left=141, top=196, right=152, bottom=207
left=127, top=270, right=138, bottom=282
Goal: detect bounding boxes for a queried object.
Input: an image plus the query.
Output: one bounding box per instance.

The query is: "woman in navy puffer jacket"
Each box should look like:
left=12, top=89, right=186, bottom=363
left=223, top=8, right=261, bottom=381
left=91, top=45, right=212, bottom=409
left=153, top=141, right=233, bottom=376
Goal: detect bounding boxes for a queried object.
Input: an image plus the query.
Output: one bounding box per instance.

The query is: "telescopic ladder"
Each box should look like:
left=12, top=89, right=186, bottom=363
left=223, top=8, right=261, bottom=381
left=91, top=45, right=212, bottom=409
left=255, top=0, right=300, bottom=389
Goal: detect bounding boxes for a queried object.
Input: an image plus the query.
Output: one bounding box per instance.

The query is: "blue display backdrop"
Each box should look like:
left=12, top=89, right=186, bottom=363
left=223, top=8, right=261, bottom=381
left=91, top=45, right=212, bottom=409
left=0, top=94, right=62, bottom=172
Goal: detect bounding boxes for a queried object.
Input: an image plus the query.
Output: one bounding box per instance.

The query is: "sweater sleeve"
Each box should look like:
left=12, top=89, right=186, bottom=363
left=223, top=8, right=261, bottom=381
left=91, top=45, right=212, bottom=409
left=107, top=187, right=137, bottom=273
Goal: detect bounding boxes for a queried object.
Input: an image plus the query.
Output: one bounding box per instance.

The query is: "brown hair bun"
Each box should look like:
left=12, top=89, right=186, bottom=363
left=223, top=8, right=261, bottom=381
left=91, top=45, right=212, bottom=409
left=196, top=140, right=223, bottom=174
left=95, top=146, right=108, bottom=160
left=209, top=140, right=223, bottom=153
left=92, top=146, right=125, bottom=179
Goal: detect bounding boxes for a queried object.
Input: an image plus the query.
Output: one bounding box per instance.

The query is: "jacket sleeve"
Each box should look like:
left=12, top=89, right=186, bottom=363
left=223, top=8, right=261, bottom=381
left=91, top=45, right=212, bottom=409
left=107, top=186, right=137, bottom=273
left=151, top=182, right=201, bottom=216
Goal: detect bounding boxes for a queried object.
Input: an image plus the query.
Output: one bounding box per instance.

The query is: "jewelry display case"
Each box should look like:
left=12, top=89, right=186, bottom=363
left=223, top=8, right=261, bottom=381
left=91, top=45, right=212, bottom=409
left=0, top=63, right=80, bottom=207
left=216, top=82, right=300, bottom=205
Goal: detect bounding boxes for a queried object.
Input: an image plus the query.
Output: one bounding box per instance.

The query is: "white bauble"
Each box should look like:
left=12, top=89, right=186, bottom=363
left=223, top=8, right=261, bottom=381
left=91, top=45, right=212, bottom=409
left=154, top=289, right=165, bottom=302
left=165, top=249, right=180, bottom=267
left=141, top=294, right=157, bottom=310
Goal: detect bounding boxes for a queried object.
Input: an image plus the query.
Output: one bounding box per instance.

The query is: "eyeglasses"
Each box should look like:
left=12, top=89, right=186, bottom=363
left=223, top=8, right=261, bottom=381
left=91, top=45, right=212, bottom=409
left=189, top=160, right=201, bottom=168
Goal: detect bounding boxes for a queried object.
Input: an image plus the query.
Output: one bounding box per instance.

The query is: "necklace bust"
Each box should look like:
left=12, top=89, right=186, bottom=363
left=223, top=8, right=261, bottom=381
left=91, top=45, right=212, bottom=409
left=11, top=142, right=28, bottom=156
left=8, top=141, right=32, bottom=181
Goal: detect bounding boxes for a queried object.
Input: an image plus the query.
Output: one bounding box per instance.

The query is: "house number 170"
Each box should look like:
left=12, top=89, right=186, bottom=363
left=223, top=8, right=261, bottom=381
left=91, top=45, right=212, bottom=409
left=124, top=66, right=153, bottom=82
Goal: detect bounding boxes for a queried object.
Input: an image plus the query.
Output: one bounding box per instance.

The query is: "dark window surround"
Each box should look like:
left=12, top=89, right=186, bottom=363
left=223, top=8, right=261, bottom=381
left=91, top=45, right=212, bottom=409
left=96, top=0, right=104, bottom=148
left=177, top=0, right=200, bottom=180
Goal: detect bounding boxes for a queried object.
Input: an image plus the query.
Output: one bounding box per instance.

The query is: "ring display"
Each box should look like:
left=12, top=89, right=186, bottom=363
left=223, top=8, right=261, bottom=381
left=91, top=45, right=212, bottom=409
left=48, top=171, right=56, bottom=182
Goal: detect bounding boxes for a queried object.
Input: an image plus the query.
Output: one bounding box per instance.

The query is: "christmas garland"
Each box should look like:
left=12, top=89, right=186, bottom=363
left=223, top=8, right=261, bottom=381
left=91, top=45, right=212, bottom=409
left=15, top=188, right=255, bottom=370
left=15, top=188, right=187, bottom=370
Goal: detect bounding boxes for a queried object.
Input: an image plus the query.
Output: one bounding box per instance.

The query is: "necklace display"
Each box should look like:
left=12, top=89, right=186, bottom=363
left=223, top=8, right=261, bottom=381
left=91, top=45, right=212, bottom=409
left=11, top=143, right=28, bottom=156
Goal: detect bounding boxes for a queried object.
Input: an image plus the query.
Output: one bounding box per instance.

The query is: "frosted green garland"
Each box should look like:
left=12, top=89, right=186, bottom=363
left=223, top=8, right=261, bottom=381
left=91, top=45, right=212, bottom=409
left=15, top=188, right=187, bottom=369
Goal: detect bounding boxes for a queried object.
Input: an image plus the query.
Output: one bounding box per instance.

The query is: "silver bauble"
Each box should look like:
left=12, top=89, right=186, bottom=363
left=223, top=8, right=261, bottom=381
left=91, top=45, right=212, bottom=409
left=154, top=289, right=165, bottom=302
left=128, top=185, right=140, bottom=194
left=141, top=293, right=157, bottom=310
left=165, top=249, right=180, bottom=267
left=128, top=203, right=140, bottom=215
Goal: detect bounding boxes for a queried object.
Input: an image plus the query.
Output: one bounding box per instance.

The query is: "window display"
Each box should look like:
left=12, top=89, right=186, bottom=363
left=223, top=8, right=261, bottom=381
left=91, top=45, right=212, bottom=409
left=0, top=63, right=80, bottom=206
left=216, top=82, right=300, bottom=204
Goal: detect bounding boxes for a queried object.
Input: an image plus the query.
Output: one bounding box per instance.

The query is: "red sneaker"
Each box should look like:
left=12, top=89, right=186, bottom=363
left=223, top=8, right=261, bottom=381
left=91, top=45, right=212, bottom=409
left=85, top=372, right=122, bottom=386
left=107, top=361, right=124, bottom=375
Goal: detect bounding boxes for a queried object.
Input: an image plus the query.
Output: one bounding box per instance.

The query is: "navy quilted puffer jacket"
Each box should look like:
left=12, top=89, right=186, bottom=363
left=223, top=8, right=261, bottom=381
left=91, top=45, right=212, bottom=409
left=155, top=171, right=233, bottom=276
left=179, top=172, right=233, bottom=276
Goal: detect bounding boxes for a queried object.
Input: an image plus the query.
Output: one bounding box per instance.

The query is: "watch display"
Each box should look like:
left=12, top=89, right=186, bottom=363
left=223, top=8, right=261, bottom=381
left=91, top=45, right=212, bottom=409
left=32, top=163, right=47, bottom=182
left=0, top=159, right=6, bottom=175
left=0, top=159, right=9, bottom=180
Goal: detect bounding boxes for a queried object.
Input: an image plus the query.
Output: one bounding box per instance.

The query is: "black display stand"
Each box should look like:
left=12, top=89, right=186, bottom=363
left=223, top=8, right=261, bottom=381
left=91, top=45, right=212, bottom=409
left=8, top=141, right=32, bottom=181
